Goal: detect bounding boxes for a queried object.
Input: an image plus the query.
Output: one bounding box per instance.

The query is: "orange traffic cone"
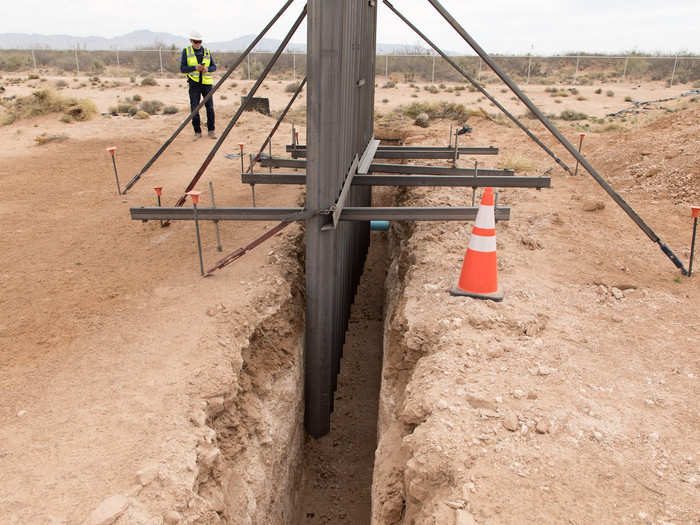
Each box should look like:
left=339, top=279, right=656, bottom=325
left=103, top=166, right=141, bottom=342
left=450, top=187, right=503, bottom=301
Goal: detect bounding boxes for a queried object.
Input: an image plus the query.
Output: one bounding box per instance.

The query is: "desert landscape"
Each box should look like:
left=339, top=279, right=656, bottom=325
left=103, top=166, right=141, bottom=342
left=0, top=53, right=699, bottom=525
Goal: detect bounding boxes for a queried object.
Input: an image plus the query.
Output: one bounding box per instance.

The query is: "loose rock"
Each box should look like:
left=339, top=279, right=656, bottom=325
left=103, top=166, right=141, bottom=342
left=502, top=412, right=518, bottom=431
left=536, top=418, right=551, bottom=434
left=582, top=200, right=605, bottom=212
left=163, top=510, right=182, bottom=524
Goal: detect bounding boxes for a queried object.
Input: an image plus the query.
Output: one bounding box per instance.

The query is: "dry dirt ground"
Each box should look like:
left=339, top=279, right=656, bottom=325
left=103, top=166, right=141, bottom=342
left=0, top=74, right=698, bottom=524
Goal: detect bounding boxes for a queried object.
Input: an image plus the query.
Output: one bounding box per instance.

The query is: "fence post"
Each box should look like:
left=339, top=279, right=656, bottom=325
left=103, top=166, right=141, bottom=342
left=431, top=55, right=436, bottom=84
left=159, top=47, right=164, bottom=76
left=575, top=54, right=580, bottom=78
left=247, top=54, right=251, bottom=81
left=385, top=55, right=388, bottom=77
left=74, top=44, right=80, bottom=75
left=293, top=52, right=296, bottom=80
left=477, top=57, right=482, bottom=82
left=116, top=47, right=120, bottom=76
left=670, top=55, right=679, bottom=86
left=622, top=56, right=629, bottom=82
left=31, top=49, right=37, bottom=72
left=527, top=55, right=532, bottom=84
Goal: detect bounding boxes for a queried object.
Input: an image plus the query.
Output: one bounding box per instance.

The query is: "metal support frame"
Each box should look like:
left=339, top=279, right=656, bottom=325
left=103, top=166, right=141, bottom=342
left=424, top=0, right=688, bottom=275
left=241, top=173, right=549, bottom=188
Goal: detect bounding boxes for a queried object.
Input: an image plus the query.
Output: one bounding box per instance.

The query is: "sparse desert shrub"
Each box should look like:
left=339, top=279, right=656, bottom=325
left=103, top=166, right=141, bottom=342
left=382, top=80, right=396, bottom=88
left=382, top=98, right=389, bottom=103
left=141, top=77, right=157, bottom=86
left=28, top=74, right=39, bottom=80
left=163, top=105, right=178, bottom=114
left=220, top=95, right=228, bottom=100
left=414, top=112, right=430, bottom=128
left=133, top=110, right=150, bottom=119
left=117, top=103, right=138, bottom=116
left=595, top=87, right=602, bottom=94
left=606, top=90, right=614, bottom=97
left=439, top=83, right=446, bottom=89
left=55, top=79, right=68, bottom=88
left=624, top=95, right=633, bottom=102
left=140, top=100, right=164, bottom=115
left=59, top=114, right=72, bottom=123
left=424, top=85, right=439, bottom=94
left=2, top=89, right=95, bottom=125
left=411, top=94, right=418, bottom=98
left=454, top=85, right=465, bottom=91
left=285, top=81, right=300, bottom=93
left=132, top=94, right=142, bottom=102
left=498, top=154, right=534, bottom=172
left=577, top=95, right=587, bottom=101
left=559, top=109, right=588, bottom=121
left=399, top=101, right=477, bottom=122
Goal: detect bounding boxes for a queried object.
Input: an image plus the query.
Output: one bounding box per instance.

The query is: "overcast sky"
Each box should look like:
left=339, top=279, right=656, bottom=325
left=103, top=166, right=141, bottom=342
left=4, top=0, right=699, bottom=54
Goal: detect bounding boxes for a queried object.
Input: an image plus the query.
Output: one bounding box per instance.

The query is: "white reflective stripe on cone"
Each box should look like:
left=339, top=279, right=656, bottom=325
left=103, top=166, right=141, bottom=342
left=468, top=234, right=497, bottom=253
left=474, top=204, right=495, bottom=229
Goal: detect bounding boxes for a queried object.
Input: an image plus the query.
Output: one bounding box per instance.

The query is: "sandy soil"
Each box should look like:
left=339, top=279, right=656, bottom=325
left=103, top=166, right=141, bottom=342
left=1, top=73, right=698, bottom=524
left=372, top=102, right=699, bottom=524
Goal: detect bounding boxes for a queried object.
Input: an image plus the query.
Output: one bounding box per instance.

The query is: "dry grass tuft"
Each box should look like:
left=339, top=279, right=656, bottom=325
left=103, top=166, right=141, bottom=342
left=498, top=154, right=535, bottom=173
left=1, top=89, right=96, bottom=125
left=34, top=133, right=69, bottom=145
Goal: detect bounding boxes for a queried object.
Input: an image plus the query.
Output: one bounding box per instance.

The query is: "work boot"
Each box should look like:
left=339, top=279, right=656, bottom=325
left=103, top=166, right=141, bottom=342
left=193, top=132, right=202, bottom=141
left=208, top=130, right=217, bottom=139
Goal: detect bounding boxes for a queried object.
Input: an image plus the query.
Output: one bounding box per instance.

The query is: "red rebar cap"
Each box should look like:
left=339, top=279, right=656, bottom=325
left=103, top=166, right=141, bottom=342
left=238, top=143, right=244, bottom=150
left=106, top=146, right=116, bottom=155
left=186, top=190, right=202, bottom=205
left=579, top=133, right=586, bottom=139
left=692, top=206, right=700, bottom=219
left=153, top=187, right=163, bottom=196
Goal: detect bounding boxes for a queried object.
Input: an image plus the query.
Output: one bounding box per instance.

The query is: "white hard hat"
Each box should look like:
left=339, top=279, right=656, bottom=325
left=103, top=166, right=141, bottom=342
left=189, top=31, right=203, bottom=40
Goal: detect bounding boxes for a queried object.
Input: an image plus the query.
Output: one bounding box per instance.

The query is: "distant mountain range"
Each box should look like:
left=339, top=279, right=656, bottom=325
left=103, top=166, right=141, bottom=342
left=0, top=30, right=436, bottom=55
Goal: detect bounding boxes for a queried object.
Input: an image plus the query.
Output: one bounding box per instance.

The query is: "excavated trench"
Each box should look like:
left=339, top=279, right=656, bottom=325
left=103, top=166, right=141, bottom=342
left=198, top=202, right=400, bottom=524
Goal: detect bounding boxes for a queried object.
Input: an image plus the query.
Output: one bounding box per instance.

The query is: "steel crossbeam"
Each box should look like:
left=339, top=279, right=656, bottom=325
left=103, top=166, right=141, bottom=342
left=129, top=206, right=511, bottom=222
left=287, top=144, right=499, bottom=159
left=240, top=173, right=550, bottom=188
left=258, top=157, right=515, bottom=176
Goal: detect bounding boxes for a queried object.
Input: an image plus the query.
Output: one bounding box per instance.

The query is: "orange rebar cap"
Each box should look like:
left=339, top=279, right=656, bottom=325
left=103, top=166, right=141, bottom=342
left=186, top=190, right=201, bottom=205
left=238, top=143, right=244, bottom=150
left=106, top=146, right=116, bottom=155
left=692, top=206, right=700, bottom=219
left=153, top=187, right=163, bottom=197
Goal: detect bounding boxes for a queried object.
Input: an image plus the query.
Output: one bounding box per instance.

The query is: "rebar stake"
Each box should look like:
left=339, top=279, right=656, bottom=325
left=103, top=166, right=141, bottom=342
left=106, top=147, right=121, bottom=194
left=690, top=206, right=699, bottom=276
left=209, top=181, right=223, bottom=252
left=153, top=187, right=163, bottom=227
left=187, top=191, right=205, bottom=276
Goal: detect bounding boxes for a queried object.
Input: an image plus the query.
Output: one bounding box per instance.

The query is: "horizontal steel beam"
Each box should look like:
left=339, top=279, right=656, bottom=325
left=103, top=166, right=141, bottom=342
left=130, top=206, right=510, bottom=222
left=287, top=144, right=498, bottom=155
left=342, top=206, right=510, bottom=221
left=258, top=157, right=515, bottom=176
left=241, top=173, right=550, bottom=188
left=131, top=207, right=306, bottom=222
left=367, top=163, right=514, bottom=176
left=289, top=147, right=499, bottom=159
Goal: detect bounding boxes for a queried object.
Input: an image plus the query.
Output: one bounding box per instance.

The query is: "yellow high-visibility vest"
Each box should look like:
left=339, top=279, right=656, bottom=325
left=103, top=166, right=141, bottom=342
left=185, top=46, right=213, bottom=85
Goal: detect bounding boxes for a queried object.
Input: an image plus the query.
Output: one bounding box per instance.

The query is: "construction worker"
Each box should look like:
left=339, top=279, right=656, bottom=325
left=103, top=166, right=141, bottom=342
left=181, top=31, right=217, bottom=140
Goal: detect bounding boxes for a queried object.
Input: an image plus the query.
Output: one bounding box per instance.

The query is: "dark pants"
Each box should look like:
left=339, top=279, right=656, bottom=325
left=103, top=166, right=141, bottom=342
left=188, top=82, right=215, bottom=133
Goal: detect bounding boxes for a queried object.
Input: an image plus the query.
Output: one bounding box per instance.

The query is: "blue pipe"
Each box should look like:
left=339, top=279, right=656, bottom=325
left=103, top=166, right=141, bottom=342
left=370, top=221, right=390, bottom=231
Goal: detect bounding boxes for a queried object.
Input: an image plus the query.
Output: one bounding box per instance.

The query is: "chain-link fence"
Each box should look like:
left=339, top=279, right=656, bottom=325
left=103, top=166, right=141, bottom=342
left=2, top=48, right=699, bottom=86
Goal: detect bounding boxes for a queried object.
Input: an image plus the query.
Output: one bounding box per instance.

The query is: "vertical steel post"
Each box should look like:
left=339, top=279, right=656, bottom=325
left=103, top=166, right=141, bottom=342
left=188, top=192, right=205, bottom=276
left=690, top=207, right=699, bottom=276
left=670, top=55, right=679, bottom=86
left=154, top=187, right=163, bottom=227
left=293, top=52, right=296, bottom=80
left=385, top=54, right=388, bottom=77
left=208, top=181, right=222, bottom=252
left=432, top=54, right=436, bottom=83
left=527, top=55, right=532, bottom=84
left=159, top=47, right=164, bottom=76
left=75, top=44, right=80, bottom=75
left=247, top=53, right=251, bottom=81
left=31, top=49, right=37, bottom=72
left=575, top=55, right=580, bottom=78
left=116, top=47, right=120, bottom=76
left=622, top=56, right=629, bottom=81
left=477, top=57, right=482, bottom=81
